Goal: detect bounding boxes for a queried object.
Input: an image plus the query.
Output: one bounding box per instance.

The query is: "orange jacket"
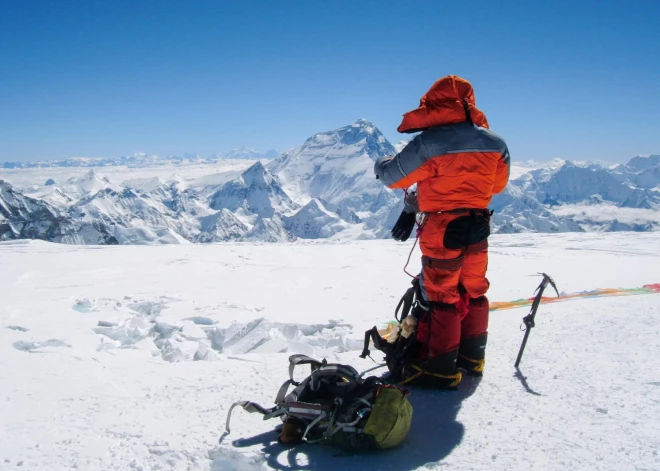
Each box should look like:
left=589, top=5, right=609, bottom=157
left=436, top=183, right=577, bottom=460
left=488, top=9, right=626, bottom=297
left=375, top=76, right=510, bottom=212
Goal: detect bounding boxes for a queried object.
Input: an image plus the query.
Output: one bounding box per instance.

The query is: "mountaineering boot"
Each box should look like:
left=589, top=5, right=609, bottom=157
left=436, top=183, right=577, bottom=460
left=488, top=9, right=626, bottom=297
left=457, top=334, right=487, bottom=376
left=401, top=349, right=462, bottom=390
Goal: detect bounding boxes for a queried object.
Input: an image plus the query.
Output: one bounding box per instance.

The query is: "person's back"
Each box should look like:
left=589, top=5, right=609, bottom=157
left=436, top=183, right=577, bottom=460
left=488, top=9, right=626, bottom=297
left=379, top=121, right=509, bottom=212
left=374, top=75, right=510, bottom=389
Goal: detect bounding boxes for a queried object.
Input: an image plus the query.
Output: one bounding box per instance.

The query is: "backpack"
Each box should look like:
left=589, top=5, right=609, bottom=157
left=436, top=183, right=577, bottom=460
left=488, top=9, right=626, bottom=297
left=224, top=354, right=413, bottom=451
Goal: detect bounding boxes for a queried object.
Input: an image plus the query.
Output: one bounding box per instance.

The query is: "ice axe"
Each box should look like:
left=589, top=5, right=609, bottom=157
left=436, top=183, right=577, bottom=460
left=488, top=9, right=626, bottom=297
left=514, top=273, right=559, bottom=368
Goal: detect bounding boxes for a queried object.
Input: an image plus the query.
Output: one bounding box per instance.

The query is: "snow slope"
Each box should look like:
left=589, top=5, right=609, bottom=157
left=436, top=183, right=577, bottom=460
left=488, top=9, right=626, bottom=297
left=1, top=232, right=659, bottom=470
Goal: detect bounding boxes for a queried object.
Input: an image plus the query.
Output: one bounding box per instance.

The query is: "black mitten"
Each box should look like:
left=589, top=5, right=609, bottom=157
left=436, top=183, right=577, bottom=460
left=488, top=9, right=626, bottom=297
left=391, top=211, right=416, bottom=241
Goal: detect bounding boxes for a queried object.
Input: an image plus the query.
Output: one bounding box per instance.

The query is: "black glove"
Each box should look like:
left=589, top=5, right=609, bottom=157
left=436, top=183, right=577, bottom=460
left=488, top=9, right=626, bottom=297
left=391, top=211, right=416, bottom=241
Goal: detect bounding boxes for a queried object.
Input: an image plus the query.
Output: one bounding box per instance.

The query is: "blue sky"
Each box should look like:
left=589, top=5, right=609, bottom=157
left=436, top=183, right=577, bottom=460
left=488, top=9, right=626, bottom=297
left=1, top=0, right=658, bottom=163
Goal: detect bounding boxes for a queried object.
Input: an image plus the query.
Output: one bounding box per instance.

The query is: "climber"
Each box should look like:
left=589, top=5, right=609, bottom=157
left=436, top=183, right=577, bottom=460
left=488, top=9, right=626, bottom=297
left=374, top=75, right=510, bottom=388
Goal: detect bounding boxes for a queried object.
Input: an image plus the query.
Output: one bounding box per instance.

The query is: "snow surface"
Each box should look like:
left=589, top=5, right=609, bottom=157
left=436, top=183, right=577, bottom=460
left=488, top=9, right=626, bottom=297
left=1, top=232, right=659, bottom=470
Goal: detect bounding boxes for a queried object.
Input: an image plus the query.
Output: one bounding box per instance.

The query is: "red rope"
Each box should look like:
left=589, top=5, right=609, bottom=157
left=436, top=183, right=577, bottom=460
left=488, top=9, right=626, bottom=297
left=402, top=214, right=425, bottom=278
left=402, top=234, right=418, bottom=278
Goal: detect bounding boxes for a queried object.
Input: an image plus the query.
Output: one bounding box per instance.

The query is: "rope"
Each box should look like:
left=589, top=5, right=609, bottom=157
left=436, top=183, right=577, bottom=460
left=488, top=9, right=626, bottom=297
left=402, top=234, right=419, bottom=278
left=403, top=213, right=426, bottom=278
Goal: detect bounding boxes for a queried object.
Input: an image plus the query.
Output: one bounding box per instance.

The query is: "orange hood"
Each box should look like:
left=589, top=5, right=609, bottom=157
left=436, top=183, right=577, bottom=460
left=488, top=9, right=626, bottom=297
left=398, top=75, right=489, bottom=133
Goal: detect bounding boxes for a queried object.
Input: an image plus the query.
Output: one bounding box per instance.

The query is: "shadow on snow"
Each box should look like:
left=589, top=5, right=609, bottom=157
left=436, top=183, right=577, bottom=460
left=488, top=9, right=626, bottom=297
left=514, top=367, right=544, bottom=396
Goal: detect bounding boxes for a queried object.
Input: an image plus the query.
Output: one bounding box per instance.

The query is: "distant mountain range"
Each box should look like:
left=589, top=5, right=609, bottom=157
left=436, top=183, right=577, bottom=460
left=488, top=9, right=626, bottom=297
left=2, top=146, right=279, bottom=169
left=1, top=120, right=659, bottom=244
left=492, top=156, right=660, bottom=233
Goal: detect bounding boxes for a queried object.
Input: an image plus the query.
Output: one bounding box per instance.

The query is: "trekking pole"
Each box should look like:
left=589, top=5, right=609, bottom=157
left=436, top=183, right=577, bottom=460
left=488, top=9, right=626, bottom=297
left=514, top=273, right=559, bottom=368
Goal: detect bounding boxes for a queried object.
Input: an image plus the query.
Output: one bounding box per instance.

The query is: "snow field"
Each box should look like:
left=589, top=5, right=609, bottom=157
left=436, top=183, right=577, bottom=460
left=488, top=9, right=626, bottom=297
left=1, top=232, right=659, bottom=470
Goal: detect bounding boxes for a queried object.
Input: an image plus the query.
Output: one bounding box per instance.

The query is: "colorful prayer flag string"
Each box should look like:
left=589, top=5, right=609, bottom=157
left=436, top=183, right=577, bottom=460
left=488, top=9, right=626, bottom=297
left=490, top=283, right=660, bottom=311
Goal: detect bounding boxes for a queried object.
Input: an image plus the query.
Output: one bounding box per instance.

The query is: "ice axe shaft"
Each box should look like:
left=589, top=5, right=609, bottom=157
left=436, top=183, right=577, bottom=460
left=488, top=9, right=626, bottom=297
left=514, top=273, right=559, bottom=368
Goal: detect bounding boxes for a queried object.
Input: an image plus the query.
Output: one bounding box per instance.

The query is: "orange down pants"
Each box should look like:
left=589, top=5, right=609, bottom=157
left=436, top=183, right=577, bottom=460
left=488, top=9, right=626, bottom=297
left=416, top=211, right=491, bottom=357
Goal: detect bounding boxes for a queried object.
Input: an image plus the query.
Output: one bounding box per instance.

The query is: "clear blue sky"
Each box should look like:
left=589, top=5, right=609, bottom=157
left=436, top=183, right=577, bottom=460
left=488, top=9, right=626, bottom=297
left=1, top=0, right=659, bottom=163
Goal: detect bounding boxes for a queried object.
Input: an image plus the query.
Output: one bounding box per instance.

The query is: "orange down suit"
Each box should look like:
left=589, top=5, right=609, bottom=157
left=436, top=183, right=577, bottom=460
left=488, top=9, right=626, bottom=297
left=374, top=76, right=510, bottom=358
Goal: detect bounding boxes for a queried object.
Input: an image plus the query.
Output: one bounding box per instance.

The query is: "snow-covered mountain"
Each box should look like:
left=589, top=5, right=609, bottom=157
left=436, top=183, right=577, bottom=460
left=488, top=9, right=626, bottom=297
left=269, top=119, right=400, bottom=214
left=283, top=199, right=349, bottom=239
left=196, top=209, right=248, bottom=243
left=198, top=119, right=408, bottom=241
left=490, top=184, right=584, bottom=233
left=224, top=146, right=279, bottom=160
left=2, top=121, right=659, bottom=244
left=0, top=179, right=117, bottom=244
left=519, top=161, right=660, bottom=208
left=62, top=169, right=118, bottom=198
left=69, top=187, right=189, bottom=244
left=2, top=153, right=207, bottom=169
left=624, top=154, right=660, bottom=172
left=394, top=137, right=413, bottom=153
left=242, top=215, right=296, bottom=242
left=209, top=161, right=298, bottom=219
left=493, top=156, right=660, bottom=233
left=202, top=162, right=300, bottom=242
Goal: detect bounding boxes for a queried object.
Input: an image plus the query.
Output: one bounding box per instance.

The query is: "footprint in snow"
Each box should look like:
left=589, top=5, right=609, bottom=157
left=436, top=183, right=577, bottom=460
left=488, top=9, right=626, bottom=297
left=6, top=325, right=29, bottom=332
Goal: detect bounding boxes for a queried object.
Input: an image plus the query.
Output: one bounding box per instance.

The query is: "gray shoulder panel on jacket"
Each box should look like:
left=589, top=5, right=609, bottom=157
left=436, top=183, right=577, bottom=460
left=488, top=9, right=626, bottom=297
left=422, top=122, right=507, bottom=158
left=374, top=123, right=509, bottom=187
left=374, top=133, right=427, bottom=186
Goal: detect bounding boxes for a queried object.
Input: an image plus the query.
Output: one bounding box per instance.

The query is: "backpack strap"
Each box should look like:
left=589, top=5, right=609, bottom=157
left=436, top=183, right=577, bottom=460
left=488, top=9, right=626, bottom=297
left=275, top=354, right=325, bottom=404
left=394, top=277, right=429, bottom=323
left=360, top=326, right=393, bottom=359
left=287, top=354, right=324, bottom=384
left=395, top=285, right=416, bottom=323
left=306, top=366, right=360, bottom=397
left=224, top=400, right=276, bottom=434
left=279, top=362, right=362, bottom=405
left=301, top=409, right=330, bottom=442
